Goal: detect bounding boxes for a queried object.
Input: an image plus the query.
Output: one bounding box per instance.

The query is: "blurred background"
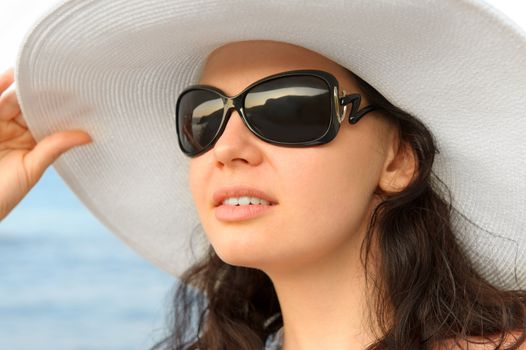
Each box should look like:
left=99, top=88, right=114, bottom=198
left=1, top=0, right=525, bottom=349
left=0, top=1, right=177, bottom=349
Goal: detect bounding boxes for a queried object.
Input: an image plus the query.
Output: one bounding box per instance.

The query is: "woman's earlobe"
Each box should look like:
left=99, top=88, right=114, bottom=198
left=377, top=140, right=417, bottom=193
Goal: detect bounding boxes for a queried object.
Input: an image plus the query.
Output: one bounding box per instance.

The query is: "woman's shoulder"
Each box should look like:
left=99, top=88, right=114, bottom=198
left=434, top=330, right=525, bottom=350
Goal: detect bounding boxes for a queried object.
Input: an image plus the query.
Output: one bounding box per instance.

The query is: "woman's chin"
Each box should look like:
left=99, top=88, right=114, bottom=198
left=213, top=244, right=267, bottom=269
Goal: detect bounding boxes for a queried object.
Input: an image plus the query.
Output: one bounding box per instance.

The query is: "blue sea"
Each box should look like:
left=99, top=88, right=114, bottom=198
left=0, top=169, right=182, bottom=350
left=0, top=228, right=180, bottom=350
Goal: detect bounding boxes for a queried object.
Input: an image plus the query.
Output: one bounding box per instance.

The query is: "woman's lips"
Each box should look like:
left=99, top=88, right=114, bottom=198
left=214, top=203, right=276, bottom=222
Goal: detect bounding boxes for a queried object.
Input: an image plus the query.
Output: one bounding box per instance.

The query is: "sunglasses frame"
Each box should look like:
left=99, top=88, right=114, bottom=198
left=175, top=69, right=379, bottom=157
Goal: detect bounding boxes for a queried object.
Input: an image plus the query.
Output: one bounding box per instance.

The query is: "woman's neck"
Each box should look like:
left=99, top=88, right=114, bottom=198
left=264, top=230, right=379, bottom=350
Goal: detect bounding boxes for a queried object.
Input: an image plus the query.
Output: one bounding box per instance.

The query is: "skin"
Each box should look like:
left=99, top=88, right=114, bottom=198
left=188, top=39, right=417, bottom=350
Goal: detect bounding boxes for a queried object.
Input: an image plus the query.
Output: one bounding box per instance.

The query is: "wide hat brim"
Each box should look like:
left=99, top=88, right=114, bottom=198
left=14, top=0, right=526, bottom=290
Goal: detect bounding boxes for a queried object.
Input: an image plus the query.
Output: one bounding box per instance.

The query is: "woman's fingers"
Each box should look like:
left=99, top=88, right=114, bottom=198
left=0, top=68, right=14, bottom=94
left=14, top=112, right=27, bottom=129
left=23, top=130, right=92, bottom=186
left=0, top=67, right=94, bottom=221
left=0, top=86, right=22, bottom=122
left=0, top=68, right=22, bottom=123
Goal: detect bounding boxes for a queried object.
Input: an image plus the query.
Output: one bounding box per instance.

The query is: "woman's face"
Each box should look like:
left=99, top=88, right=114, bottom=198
left=188, top=40, right=399, bottom=273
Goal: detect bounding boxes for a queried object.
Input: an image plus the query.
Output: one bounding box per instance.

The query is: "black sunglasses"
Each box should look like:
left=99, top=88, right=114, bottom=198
left=175, top=69, right=379, bottom=157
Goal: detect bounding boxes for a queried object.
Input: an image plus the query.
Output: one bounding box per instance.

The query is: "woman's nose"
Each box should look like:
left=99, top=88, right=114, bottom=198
left=212, top=110, right=264, bottom=167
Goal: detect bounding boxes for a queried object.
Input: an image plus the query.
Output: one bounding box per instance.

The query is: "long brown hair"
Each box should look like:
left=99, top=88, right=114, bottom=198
left=150, top=69, right=526, bottom=350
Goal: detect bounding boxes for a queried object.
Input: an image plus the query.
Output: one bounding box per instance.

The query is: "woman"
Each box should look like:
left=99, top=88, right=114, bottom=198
left=2, top=1, right=526, bottom=349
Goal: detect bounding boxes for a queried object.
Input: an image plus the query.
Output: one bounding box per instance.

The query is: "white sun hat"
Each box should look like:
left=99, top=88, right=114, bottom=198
left=12, top=0, right=526, bottom=290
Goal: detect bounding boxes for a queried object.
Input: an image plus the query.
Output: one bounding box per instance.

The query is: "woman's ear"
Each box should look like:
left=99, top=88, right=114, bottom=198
left=377, top=136, right=417, bottom=193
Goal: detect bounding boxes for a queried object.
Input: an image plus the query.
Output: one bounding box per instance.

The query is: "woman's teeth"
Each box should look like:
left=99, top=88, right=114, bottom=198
left=222, top=196, right=271, bottom=206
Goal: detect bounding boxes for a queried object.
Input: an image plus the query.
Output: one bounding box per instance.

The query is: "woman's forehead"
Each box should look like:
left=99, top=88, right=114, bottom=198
left=198, top=40, right=357, bottom=95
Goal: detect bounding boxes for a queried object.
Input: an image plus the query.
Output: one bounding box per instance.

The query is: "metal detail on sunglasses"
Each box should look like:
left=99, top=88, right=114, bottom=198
left=175, top=69, right=379, bottom=157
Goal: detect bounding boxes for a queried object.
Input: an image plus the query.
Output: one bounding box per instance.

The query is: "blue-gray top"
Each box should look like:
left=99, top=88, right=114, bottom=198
left=264, top=326, right=283, bottom=350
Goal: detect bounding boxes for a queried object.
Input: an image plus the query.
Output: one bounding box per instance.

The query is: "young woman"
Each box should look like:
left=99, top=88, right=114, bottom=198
left=2, top=1, right=525, bottom=349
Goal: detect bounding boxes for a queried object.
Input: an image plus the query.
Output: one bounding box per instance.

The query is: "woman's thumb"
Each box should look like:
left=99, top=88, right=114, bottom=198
left=24, top=130, right=92, bottom=184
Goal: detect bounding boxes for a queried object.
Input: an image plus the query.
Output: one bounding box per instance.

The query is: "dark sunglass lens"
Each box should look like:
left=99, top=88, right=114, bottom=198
left=177, top=89, right=224, bottom=154
left=244, top=75, right=331, bottom=143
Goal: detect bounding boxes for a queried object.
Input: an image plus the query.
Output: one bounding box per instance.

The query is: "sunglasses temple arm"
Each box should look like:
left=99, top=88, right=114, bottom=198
left=340, top=94, right=379, bottom=124
left=349, top=105, right=379, bottom=124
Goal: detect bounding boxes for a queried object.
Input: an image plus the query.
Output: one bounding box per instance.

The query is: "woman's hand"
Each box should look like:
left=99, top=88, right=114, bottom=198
left=0, top=67, right=92, bottom=221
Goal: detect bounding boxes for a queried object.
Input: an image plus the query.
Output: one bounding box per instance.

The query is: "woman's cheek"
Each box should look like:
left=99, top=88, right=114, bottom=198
left=188, top=160, right=208, bottom=215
